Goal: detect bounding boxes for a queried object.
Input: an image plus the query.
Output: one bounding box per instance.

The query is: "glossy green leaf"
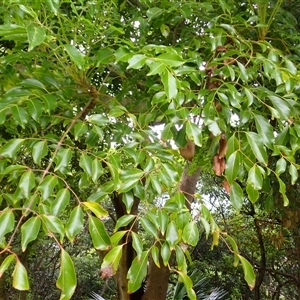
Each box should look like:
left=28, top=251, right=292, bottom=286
left=88, top=216, right=111, bottom=250
left=161, top=70, right=177, bottom=99
left=224, top=234, right=239, bottom=267
left=161, top=241, right=171, bottom=266
left=156, top=53, right=185, bottom=67
left=0, top=209, right=15, bottom=243
left=131, top=232, right=143, bottom=258
left=27, top=23, right=46, bottom=51
left=247, top=165, right=263, bottom=190
left=166, top=221, right=179, bottom=247
left=91, top=158, right=104, bottom=183
left=40, top=215, right=64, bottom=242
left=38, top=175, right=58, bottom=200
left=140, top=217, right=158, bottom=238
left=66, top=206, right=84, bottom=242
left=275, top=157, right=287, bottom=175
left=182, top=221, right=199, bottom=247
left=127, top=54, right=147, bottom=69
left=115, top=214, right=136, bottom=232
left=110, top=231, right=127, bottom=247
left=268, top=95, right=291, bottom=119
left=12, top=260, right=29, bottom=291
left=186, top=122, right=202, bottom=147
left=127, top=251, right=148, bottom=293
left=246, top=132, right=268, bottom=164
left=246, top=184, right=259, bottom=203
left=289, top=164, right=298, bottom=185
left=175, top=245, right=187, bottom=272
left=225, top=151, right=241, bottom=184
left=54, top=148, right=72, bottom=173
left=0, top=254, right=15, bottom=277
left=82, top=202, right=108, bottom=218
left=18, top=171, right=35, bottom=199
left=64, top=44, right=85, bottom=69
left=74, top=122, right=88, bottom=140
left=177, top=271, right=196, bottom=300
left=21, top=217, right=41, bottom=252
left=238, top=255, right=256, bottom=290
left=101, top=245, right=123, bottom=275
left=11, top=106, right=29, bottom=127
left=56, top=249, right=77, bottom=300
left=0, top=139, right=24, bottom=158
left=151, top=245, right=160, bottom=267
left=147, top=61, right=166, bottom=75
left=122, top=192, right=134, bottom=213
left=51, top=189, right=70, bottom=216
left=230, top=182, right=243, bottom=211
left=158, top=210, right=169, bottom=236
left=32, top=141, right=48, bottom=165
left=253, top=115, right=274, bottom=149
left=79, top=153, right=93, bottom=176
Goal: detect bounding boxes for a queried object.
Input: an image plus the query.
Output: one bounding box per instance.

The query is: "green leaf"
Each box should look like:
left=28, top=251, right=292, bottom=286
left=32, top=141, right=48, bottom=165
left=247, top=165, right=263, bottom=190
left=186, top=122, right=202, bottom=147
left=12, top=260, right=29, bottom=291
left=151, top=245, right=160, bottom=267
left=158, top=210, right=169, bottom=236
left=127, top=251, right=148, bottom=293
left=91, top=158, right=104, bottom=183
left=175, top=245, right=187, bottom=272
left=238, top=255, right=256, bottom=290
left=127, top=54, right=147, bottom=69
left=38, top=175, right=58, bottom=200
left=64, top=44, right=85, bottom=70
left=122, top=192, right=134, bottom=213
left=79, top=153, right=93, bottom=177
left=0, top=139, right=24, bottom=158
left=21, top=217, right=41, bottom=252
left=45, top=0, right=60, bottom=15
left=284, top=59, right=297, bottom=75
left=82, top=202, right=108, bottom=218
left=27, top=23, right=46, bottom=51
left=110, top=231, right=127, bottom=246
left=156, top=53, right=185, bottom=67
left=166, top=221, right=179, bottom=248
left=161, top=70, right=177, bottom=99
left=131, top=232, right=143, bottom=258
left=237, top=61, right=248, bottom=81
left=224, top=234, right=239, bottom=267
left=0, top=254, right=15, bottom=277
left=56, top=249, right=77, bottom=300
left=182, top=221, right=199, bottom=247
left=177, top=271, right=196, bottom=300
left=147, top=61, right=166, bottom=75
left=140, top=218, right=158, bottom=238
left=18, top=171, right=35, bottom=199
left=74, top=122, right=88, bottom=140
left=253, top=115, right=274, bottom=149
left=246, top=184, right=259, bottom=203
left=289, top=164, right=298, bottom=185
left=119, top=168, right=144, bottom=193
left=11, top=106, right=29, bottom=127
left=115, top=214, right=136, bottom=232
left=230, top=182, right=243, bottom=211
left=275, top=158, right=287, bottom=176
left=88, top=216, right=111, bottom=250
left=225, top=151, right=241, bottom=184
left=246, top=132, right=268, bottom=164
left=51, top=189, right=70, bottom=216
left=66, top=206, right=84, bottom=243
left=0, top=209, right=15, bottom=243
left=268, top=95, right=291, bottom=119
left=161, top=241, right=171, bottom=266
left=27, top=99, right=43, bottom=121
left=54, top=148, right=72, bottom=173
left=101, top=245, right=123, bottom=275
left=115, top=47, right=132, bottom=62
left=40, top=215, right=64, bottom=242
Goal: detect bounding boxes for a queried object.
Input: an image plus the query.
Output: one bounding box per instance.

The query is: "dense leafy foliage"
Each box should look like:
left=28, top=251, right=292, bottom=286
left=0, top=0, right=300, bottom=299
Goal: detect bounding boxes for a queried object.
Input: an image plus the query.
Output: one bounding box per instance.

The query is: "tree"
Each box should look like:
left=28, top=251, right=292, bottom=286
left=0, top=1, right=300, bottom=299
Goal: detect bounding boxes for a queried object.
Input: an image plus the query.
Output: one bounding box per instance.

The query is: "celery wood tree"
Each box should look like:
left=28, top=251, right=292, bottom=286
left=0, top=1, right=300, bottom=299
